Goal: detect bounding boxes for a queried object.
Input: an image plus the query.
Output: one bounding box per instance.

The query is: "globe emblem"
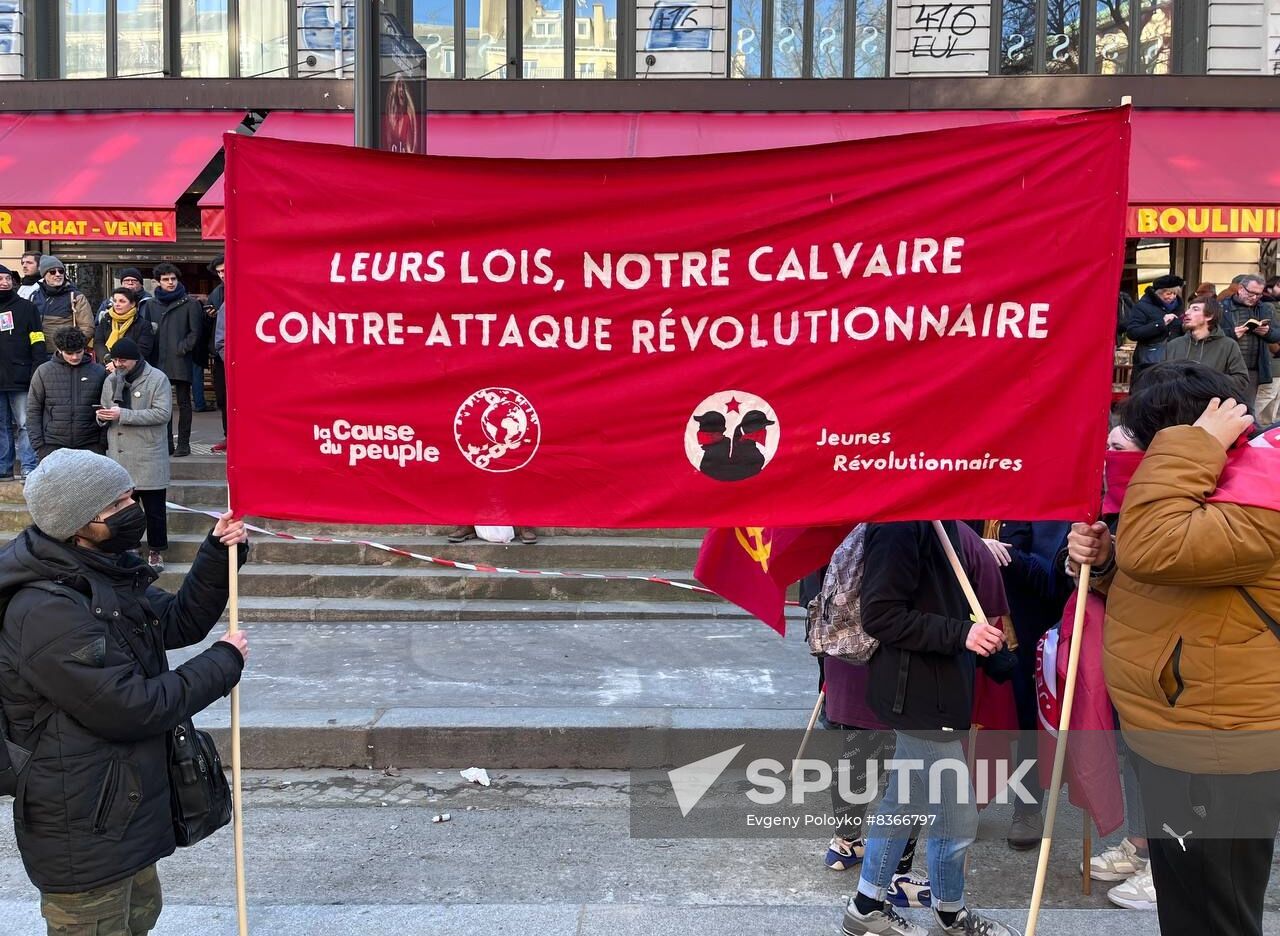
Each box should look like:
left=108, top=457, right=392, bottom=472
left=481, top=399, right=528, bottom=448
left=454, top=387, right=541, bottom=473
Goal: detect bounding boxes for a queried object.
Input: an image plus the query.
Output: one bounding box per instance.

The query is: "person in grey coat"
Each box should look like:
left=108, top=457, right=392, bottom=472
left=97, top=339, right=171, bottom=572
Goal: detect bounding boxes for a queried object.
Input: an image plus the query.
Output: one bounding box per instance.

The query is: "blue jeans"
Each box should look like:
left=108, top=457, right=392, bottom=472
left=857, top=731, right=978, bottom=912
left=191, top=362, right=207, bottom=410
left=0, top=390, right=36, bottom=475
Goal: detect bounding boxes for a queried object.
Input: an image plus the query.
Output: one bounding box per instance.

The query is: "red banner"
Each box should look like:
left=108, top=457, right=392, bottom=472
left=225, top=110, right=1129, bottom=526
left=0, top=208, right=174, bottom=241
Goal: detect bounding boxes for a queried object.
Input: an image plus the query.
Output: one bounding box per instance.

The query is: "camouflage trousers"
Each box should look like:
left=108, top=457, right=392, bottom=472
left=40, top=865, right=162, bottom=935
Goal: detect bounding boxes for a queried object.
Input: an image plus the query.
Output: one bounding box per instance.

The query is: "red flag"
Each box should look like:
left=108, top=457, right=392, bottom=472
left=1036, top=590, right=1124, bottom=836
left=694, top=526, right=851, bottom=634
left=968, top=669, right=1020, bottom=809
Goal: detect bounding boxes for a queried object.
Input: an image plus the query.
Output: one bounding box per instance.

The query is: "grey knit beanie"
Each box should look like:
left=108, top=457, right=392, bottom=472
left=38, top=255, right=64, bottom=276
left=24, top=449, right=134, bottom=541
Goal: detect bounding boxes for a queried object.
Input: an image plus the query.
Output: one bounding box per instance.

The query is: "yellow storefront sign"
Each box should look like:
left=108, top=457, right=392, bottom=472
left=1128, top=205, right=1280, bottom=238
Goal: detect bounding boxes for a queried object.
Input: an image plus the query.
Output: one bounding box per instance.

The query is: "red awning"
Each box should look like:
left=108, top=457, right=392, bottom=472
left=0, top=111, right=246, bottom=242
left=201, top=109, right=1280, bottom=240
left=200, top=109, right=1058, bottom=238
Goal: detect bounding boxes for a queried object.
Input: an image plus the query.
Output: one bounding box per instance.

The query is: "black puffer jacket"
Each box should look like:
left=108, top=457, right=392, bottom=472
left=26, top=355, right=108, bottom=458
left=859, top=520, right=976, bottom=732
left=0, top=528, right=245, bottom=893
left=1125, top=287, right=1184, bottom=374
left=0, top=290, right=48, bottom=392
left=151, top=292, right=203, bottom=382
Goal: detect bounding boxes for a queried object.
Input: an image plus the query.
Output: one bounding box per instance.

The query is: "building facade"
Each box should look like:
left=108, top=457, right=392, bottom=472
left=0, top=1, right=1275, bottom=308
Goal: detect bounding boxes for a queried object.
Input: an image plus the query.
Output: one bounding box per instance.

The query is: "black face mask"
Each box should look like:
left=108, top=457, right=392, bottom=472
left=91, top=503, right=148, bottom=554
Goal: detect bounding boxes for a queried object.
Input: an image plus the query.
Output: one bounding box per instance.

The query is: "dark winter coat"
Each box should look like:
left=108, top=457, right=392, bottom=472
left=0, top=528, right=245, bottom=893
left=26, top=355, right=108, bottom=458
left=151, top=293, right=203, bottom=382
left=1125, top=287, right=1184, bottom=374
left=31, top=282, right=95, bottom=349
left=859, top=520, right=977, bottom=732
left=94, top=305, right=156, bottom=366
left=0, top=291, right=49, bottom=392
left=1220, top=298, right=1279, bottom=383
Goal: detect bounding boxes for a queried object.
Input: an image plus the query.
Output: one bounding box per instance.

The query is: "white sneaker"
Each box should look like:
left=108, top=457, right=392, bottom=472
left=1107, top=869, right=1158, bottom=911
left=841, top=900, right=927, bottom=936
left=1084, top=838, right=1148, bottom=882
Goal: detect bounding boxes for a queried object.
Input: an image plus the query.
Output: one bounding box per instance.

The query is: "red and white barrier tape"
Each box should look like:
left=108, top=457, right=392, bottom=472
left=165, top=502, right=729, bottom=598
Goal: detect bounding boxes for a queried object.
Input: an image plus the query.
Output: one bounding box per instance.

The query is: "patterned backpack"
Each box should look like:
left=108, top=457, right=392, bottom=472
left=805, top=524, right=878, bottom=663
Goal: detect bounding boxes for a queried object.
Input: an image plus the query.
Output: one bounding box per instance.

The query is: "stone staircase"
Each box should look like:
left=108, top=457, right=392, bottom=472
left=0, top=457, right=814, bottom=769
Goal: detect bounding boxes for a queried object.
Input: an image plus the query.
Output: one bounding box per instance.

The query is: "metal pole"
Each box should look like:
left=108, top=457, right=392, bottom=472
left=355, top=0, right=379, bottom=147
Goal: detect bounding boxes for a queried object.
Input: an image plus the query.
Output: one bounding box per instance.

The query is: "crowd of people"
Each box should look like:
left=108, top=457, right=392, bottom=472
left=817, top=326, right=1279, bottom=935
left=0, top=253, right=231, bottom=573
left=0, top=259, right=1275, bottom=936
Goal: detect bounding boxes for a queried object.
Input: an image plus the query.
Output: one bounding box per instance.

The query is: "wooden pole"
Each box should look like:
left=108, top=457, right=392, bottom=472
left=930, top=521, right=987, bottom=626
left=1083, top=814, right=1092, bottom=896
left=228, top=508, right=249, bottom=936
left=1025, top=567, right=1091, bottom=936
left=788, top=689, right=826, bottom=777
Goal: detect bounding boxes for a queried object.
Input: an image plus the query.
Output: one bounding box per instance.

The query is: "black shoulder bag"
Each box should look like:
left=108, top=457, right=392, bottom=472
left=168, top=718, right=232, bottom=847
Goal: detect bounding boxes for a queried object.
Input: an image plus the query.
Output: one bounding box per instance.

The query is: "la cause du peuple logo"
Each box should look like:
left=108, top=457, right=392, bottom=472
left=313, top=419, right=441, bottom=468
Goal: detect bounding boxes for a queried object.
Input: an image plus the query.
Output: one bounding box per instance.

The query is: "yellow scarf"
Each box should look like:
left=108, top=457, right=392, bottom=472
left=108, top=306, right=137, bottom=350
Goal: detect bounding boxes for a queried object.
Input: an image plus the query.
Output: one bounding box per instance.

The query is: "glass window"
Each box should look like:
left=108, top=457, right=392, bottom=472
left=522, top=0, right=561, bottom=77
left=1139, top=0, right=1171, bottom=73
left=117, top=0, right=163, bottom=76
left=181, top=0, right=229, bottom=76
left=299, top=0, right=349, bottom=75
left=1094, top=0, right=1129, bottom=74
left=0, top=1, right=23, bottom=78
left=575, top=0, right=616, bottom=79
left=467, top=0, right=507, bottom=77
left=731, top=0, right=762, bottom=77
left=998, top=0, right=1034, bottom=74
left=63, top=0, right=107, bottom=78
left=240, top=0, right=288, bottom=76
left=414, top=0, right=454, bottom=78
left=772, top=0, right=803, bottom=77
left=1044, top=0, right=1080, bottom=73
left=811, top=0, right=843, bottom=78
left=852, top=0, right=885, bottom=77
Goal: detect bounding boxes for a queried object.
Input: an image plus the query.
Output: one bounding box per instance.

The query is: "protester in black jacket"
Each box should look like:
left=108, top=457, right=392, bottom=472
left=95, top=287, right=156, bottom=366
left=149, top=264, right=203, bottom=456
left=0, top=448, right=249, bottom=933
left=843, top=520, right=1020, bottom=936
left=0, top=265, right=49, bottom=480
left=1126, top=274, right=1185, bottom=384
left=27, top=327, right=108, bottom=459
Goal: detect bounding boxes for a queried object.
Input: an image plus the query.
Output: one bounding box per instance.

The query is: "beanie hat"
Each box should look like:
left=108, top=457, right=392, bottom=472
left=24, top=449, right=133, bottom=542
left=38, top=255, right=64, bottom=276
left=1152, top=274, right=1184, bottom=291
left=118, top=267, right=144, bottom=283
left=0, top=264, right=13, bottom=279
left=111, top=338, right=141, bottom=361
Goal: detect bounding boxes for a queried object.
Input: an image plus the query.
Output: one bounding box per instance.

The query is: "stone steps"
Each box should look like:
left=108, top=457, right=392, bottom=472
left=173, top=618, right=814, bottom=769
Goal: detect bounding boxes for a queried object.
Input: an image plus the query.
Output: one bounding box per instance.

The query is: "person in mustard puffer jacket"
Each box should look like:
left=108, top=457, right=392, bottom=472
left=1068, top=361, right=1280, bottom=936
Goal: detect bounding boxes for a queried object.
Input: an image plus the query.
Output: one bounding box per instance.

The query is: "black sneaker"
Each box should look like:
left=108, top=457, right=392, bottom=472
left=934, top=907, right=1023, bottom=936
left=173, top=447, right=191, bottom=458
left=842, top=901, right=926, bottom=936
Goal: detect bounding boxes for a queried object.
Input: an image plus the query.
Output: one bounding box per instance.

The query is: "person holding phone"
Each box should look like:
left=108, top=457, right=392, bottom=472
left=96, top=339, right=171, bottom=572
